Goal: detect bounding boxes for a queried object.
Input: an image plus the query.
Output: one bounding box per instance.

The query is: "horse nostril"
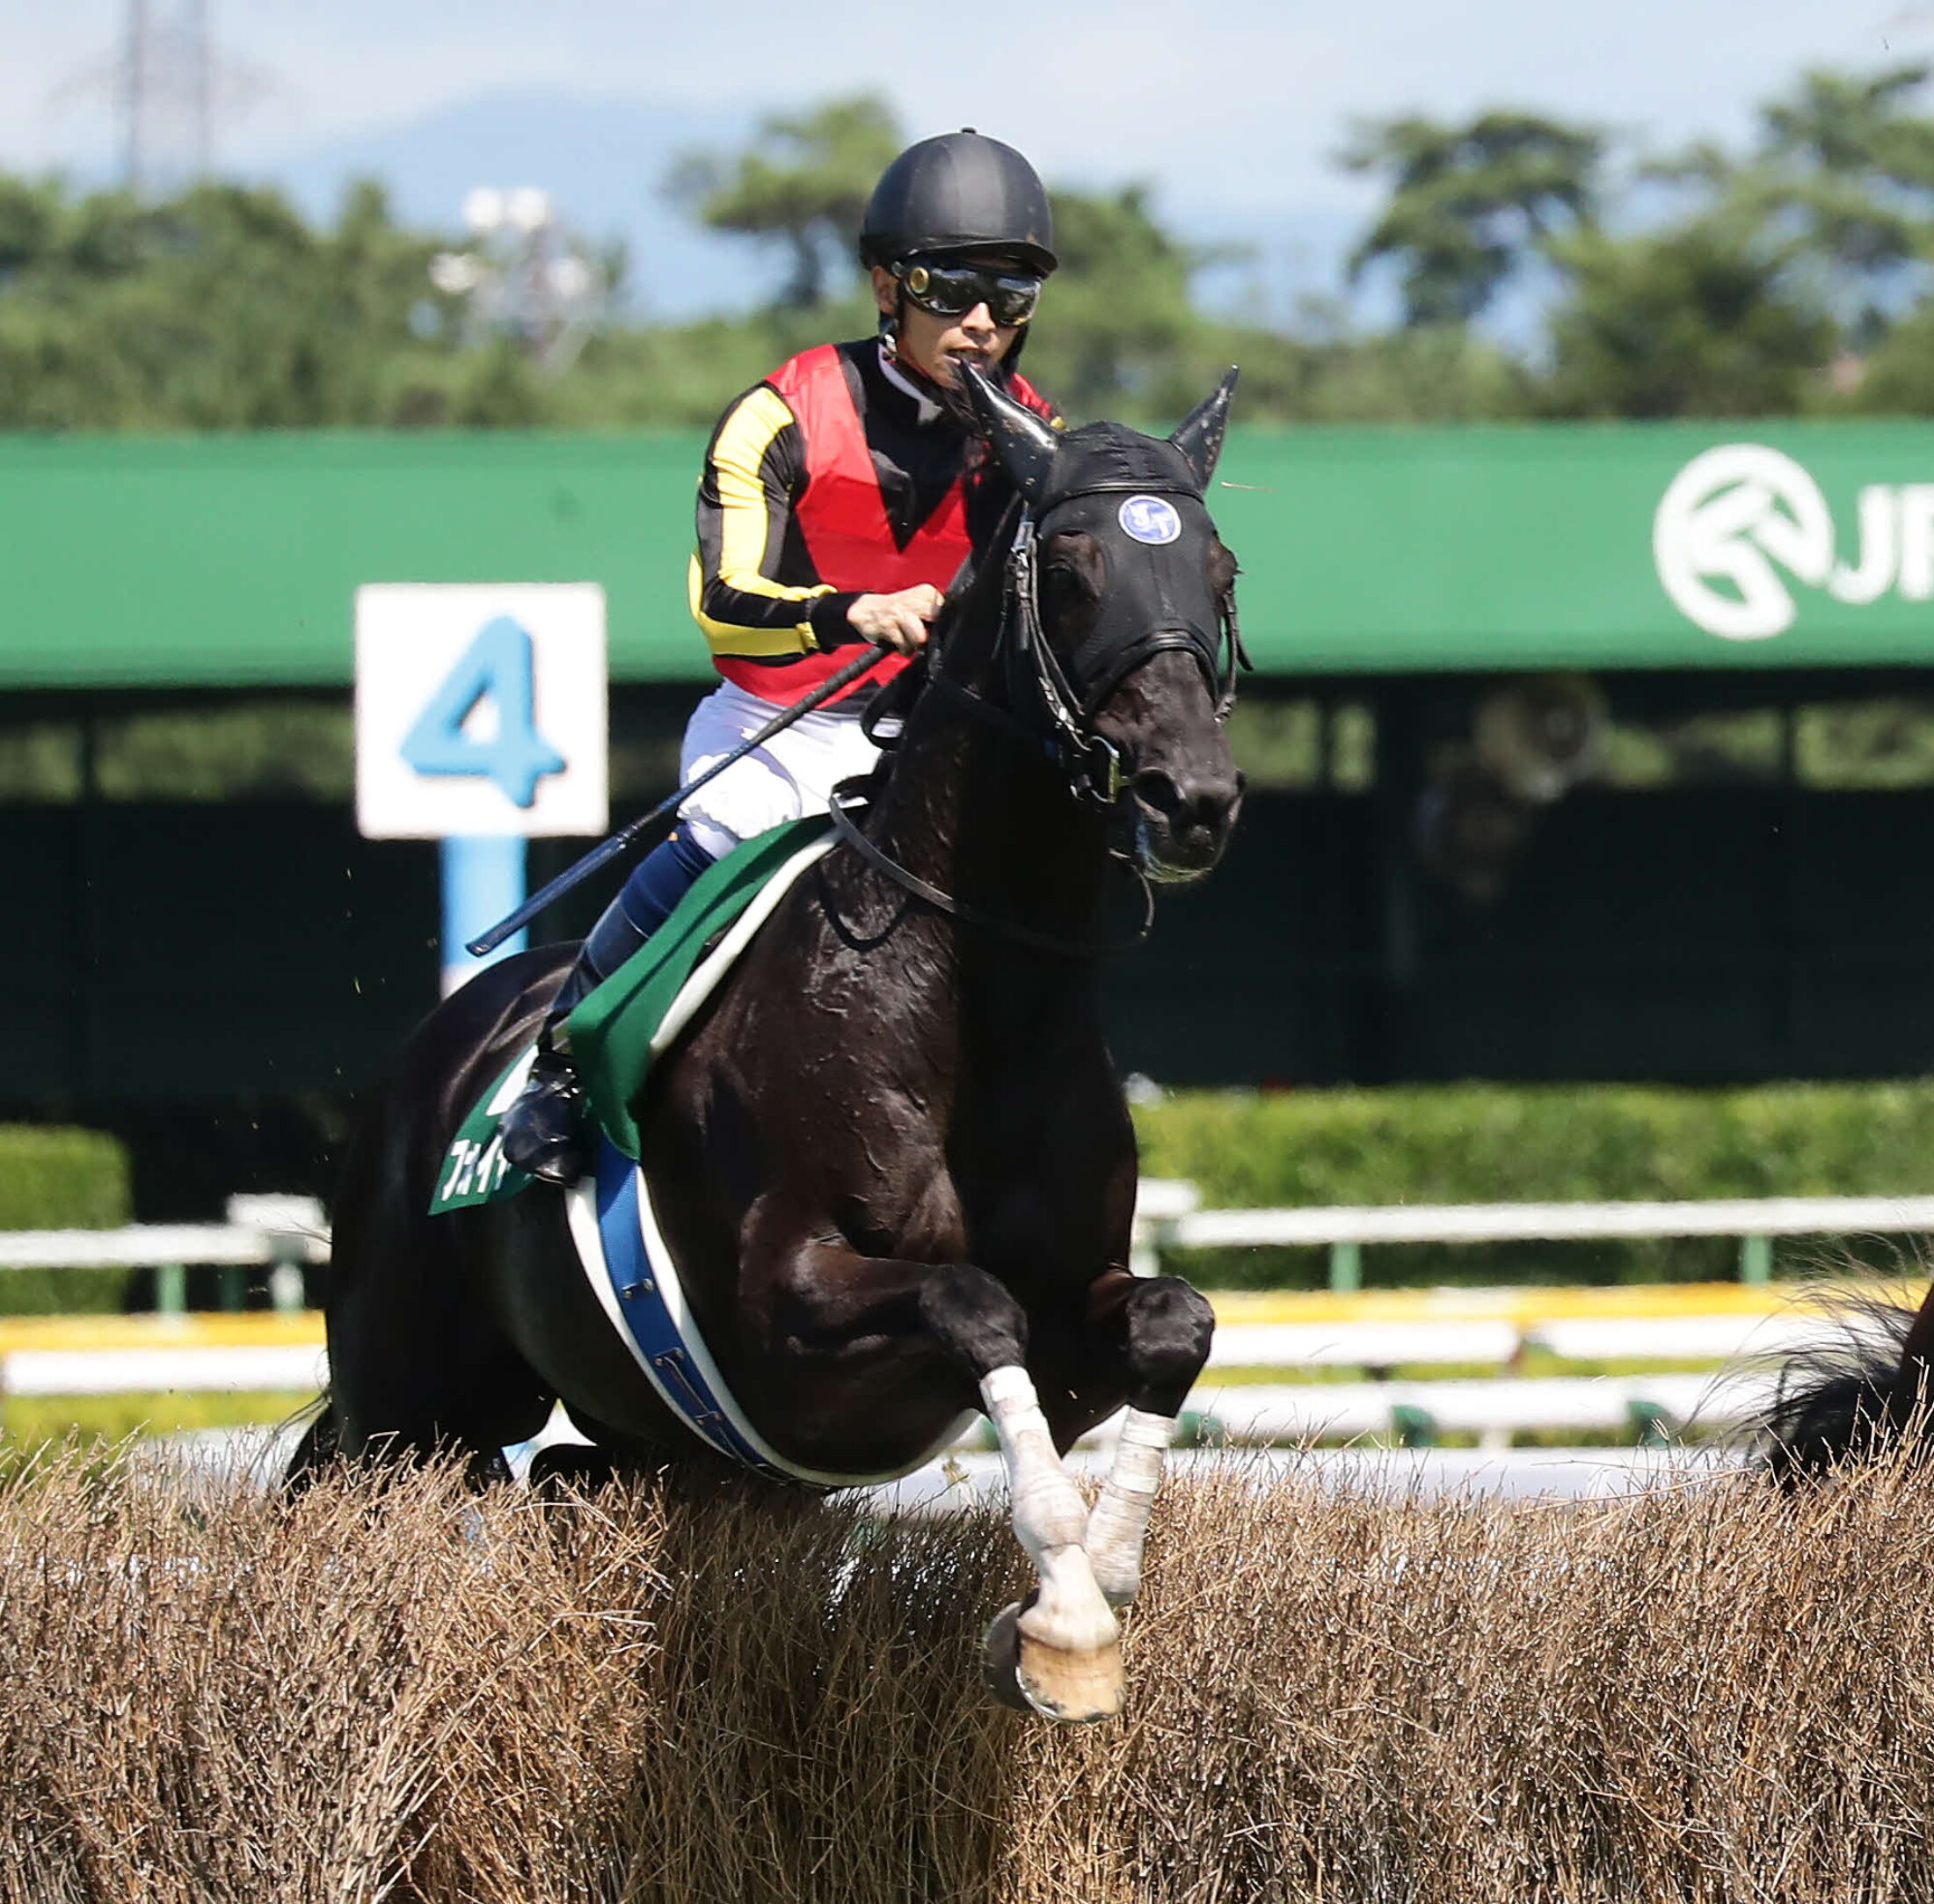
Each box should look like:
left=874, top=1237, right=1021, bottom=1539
left=1133, top=768, right=1238, bottom=840
left=1132, top=769, right=1186, bottom=822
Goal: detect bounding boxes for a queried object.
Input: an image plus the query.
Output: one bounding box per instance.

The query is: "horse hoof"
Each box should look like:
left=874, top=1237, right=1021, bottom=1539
left=1015, top=1630, right=1124, bottom=1724
left=981, top=1602, right=1036, bottom=1712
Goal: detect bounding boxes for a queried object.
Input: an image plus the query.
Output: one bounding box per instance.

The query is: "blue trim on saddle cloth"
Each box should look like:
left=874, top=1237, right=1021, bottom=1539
left=590, top=1137, right=793, bottom=1481
left=563, top=1132, right=978, bottom=1491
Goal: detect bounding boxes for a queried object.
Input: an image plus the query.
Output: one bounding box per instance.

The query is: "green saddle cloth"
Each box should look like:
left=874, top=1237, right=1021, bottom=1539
left=570, top=816, right=830, bottom=1157
left=429, top=816, right=830, bottom=1215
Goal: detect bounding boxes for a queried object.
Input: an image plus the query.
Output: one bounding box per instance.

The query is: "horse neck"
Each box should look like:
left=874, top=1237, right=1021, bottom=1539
left=860, top=589, right=1110, bottom=980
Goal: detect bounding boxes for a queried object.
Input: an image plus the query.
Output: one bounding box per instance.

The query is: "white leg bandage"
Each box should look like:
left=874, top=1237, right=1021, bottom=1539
left=979, top=1365, right=1117, bottom=1654
left=1086, top=1408, right=1174, bottom=1608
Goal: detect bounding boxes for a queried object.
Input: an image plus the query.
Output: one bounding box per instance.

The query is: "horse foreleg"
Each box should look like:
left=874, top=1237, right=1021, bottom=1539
left=769, top=1246, right=1123, bottom=1719
left=1081, top=1274, right=1215, bottom=1609
left=905, top=1264, right=1120, bottom=1720
left=976, top=1361, right=1123, bottom=1718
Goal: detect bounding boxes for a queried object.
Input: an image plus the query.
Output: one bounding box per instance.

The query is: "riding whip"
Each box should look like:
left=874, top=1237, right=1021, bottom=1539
left=465, top=639, right=895, bottom=956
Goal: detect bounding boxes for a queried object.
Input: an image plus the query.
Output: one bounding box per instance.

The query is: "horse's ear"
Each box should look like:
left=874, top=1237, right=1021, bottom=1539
left=1171, top=367, right=1239, bottom=490
left=956, top=361, right=1059, bottom=505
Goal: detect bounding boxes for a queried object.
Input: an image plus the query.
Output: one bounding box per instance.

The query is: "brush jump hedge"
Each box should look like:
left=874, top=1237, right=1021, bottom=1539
left=0, top=1448, right=1927, bottom=1901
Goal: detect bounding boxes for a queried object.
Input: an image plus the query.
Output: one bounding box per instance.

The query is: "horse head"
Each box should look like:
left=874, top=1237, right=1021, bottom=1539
left=958, top=367, right=1245, bottom=883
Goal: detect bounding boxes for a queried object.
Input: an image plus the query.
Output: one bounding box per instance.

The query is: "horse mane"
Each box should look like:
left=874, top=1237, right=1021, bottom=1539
left=855, top=490, right=1026, bottom=776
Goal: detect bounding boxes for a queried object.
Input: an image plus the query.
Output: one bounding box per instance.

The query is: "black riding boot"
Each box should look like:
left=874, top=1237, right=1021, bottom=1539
left=498, top=829, right=716, bottom=1186
left=498, top=962, right=601, bottom=1185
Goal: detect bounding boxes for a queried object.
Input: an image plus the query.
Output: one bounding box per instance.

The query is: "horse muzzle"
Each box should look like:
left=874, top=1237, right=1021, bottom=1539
left=1127, top=764, right=1243, bottom=883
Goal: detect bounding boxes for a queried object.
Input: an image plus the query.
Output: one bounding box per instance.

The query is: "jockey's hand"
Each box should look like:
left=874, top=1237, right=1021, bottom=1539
left=847, top=584, right=943, bottom=655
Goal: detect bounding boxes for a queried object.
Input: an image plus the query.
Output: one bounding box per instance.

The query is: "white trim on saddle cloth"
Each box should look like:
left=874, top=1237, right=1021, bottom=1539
left=433, top=831, right=836, bottom=1217
left=645, top=831, right=834, bottom=1058
left=564, top=1137, right=973, bottom=1488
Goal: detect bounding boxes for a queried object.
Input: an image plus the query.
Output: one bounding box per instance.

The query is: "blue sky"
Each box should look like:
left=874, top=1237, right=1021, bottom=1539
left=2, top=0, right=1924, bottom=320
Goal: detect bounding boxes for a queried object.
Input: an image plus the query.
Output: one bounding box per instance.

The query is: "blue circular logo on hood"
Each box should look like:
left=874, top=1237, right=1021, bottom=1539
left=1118, top=495, right=1182, bottom=545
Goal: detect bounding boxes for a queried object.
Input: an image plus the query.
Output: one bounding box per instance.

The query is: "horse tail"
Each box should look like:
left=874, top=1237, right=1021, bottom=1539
left=278, top=1390, right=339, bottom=1497
left=1760, top=1293, right=1932, bottom=1487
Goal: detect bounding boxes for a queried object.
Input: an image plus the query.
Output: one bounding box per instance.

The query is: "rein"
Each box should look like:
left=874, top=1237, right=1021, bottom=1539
left=826, top=781, right=1155, bottom=959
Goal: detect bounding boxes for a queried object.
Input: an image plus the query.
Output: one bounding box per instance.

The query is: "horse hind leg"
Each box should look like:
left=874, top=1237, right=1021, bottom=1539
left=325, top=1196, right=554, bottom=1482
left=279, top=1393, right=341, bottom=1496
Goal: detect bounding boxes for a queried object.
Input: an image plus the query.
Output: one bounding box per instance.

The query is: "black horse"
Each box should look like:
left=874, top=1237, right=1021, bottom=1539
left=298, top=367, right=1246, bottom=1720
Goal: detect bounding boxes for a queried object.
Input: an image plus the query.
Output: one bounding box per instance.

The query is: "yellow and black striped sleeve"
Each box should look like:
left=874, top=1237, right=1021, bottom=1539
left=687, top=383, right=859, bottom=659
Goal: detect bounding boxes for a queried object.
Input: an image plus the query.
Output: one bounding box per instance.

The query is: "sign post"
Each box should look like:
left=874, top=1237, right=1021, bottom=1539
left=354, top=584, right=607, bottom=994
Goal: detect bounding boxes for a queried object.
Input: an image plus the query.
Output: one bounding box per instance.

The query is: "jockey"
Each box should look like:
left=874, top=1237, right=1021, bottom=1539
left=502, top=128, right=1061, bottom=1183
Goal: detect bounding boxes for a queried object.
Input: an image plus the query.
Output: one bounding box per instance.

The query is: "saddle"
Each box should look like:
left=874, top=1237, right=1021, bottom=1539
left=431, top=817, right=832, bottom=1217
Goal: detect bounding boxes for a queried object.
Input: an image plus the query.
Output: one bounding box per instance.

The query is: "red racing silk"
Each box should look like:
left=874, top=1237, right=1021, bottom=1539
left=709, top=344, right=1051, bottom=704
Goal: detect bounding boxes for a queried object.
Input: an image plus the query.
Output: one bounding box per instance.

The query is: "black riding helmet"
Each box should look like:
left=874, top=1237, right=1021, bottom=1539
left=860, top=130, right=1058, bottom=275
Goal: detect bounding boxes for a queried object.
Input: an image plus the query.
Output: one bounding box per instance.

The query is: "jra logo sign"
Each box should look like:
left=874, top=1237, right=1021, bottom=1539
left=1654, top=444, right=1934, bottom=640
left=356, top=584, right=607, bottom=839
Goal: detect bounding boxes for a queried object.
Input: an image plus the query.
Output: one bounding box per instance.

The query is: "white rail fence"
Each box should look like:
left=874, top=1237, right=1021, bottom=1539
left=1132, top=1184, right=1934, bottom=1290
left=0, top=1195, right=327, bottom=1319
left=0, top=1187, right=1923, bottom=1443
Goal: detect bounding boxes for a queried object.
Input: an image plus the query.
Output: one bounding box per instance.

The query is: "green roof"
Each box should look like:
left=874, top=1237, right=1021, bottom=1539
left=4, top=420, right=1933, bottom=689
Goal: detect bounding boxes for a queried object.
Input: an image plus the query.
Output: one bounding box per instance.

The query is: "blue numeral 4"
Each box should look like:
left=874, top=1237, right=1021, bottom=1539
left=401, top=616, right=566, bottom=809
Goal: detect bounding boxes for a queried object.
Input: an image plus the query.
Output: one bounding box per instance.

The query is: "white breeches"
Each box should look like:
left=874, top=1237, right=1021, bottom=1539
left=677, top=679, right=881, bottom=861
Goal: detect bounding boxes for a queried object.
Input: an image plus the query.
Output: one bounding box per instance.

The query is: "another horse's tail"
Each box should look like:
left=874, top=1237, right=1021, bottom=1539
left=1760, top=1295, right=1932, bottom=1486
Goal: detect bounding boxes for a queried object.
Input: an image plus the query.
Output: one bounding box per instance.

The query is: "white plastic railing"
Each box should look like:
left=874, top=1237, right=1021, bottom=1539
left=1132, top=1186, right=1934, bottom=1289
left=0, top=1195, right=327, bottom=1317
left=0, top=1183, right=1922, bottom=1411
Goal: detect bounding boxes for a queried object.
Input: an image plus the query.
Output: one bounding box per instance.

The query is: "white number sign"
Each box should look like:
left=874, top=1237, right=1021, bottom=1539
left=355, top=584, right=608, bottom=839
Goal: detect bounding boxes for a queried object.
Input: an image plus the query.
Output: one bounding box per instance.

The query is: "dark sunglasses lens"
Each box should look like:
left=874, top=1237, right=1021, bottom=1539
left=905, top=263, right=1040, bottom=323
left=988, top=276, right=1041, bottom=323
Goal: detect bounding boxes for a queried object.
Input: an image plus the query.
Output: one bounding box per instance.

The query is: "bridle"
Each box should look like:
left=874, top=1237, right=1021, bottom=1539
left=996, top=484, right=1245, bottom=811
left=827, top=470, right=1245, bottom=957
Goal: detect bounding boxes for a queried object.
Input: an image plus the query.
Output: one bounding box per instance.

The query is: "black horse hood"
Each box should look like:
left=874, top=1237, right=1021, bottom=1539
left=956, top=361, right=1237, bottom=506
left=1036, top=427, right=1205, bottom=507
left=1042, top=476, right=1228, bottom=714
left=953, top=363, right=1242, bottom=713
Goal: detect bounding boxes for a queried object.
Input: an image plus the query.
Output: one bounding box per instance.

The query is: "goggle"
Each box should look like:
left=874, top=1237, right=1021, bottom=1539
left=895, top=257, right=1042, bottom=326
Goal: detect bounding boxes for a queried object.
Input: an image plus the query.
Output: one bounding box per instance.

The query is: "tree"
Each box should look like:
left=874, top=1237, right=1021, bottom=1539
left=669, top=95, right=903, bottom=309
left=1541, top=217, right=1833, bottom=418
left=1759, top=64, right=1934, bottom=300
left=1020, top=185, right=1213, bottom=421
left=1340, top=111, right=1603, bottom=327
left=0, top=176, right=462, bottom=428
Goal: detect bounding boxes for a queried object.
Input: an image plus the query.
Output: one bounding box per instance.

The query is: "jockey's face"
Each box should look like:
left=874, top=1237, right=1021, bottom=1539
left=871, top=260, right=1024, bottom=389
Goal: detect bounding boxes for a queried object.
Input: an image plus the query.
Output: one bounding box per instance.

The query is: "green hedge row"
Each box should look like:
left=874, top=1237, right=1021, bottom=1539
left=0, top=1127, right=132, bottom=1314
left=1132, top=1084, right=1934, bottom=1289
